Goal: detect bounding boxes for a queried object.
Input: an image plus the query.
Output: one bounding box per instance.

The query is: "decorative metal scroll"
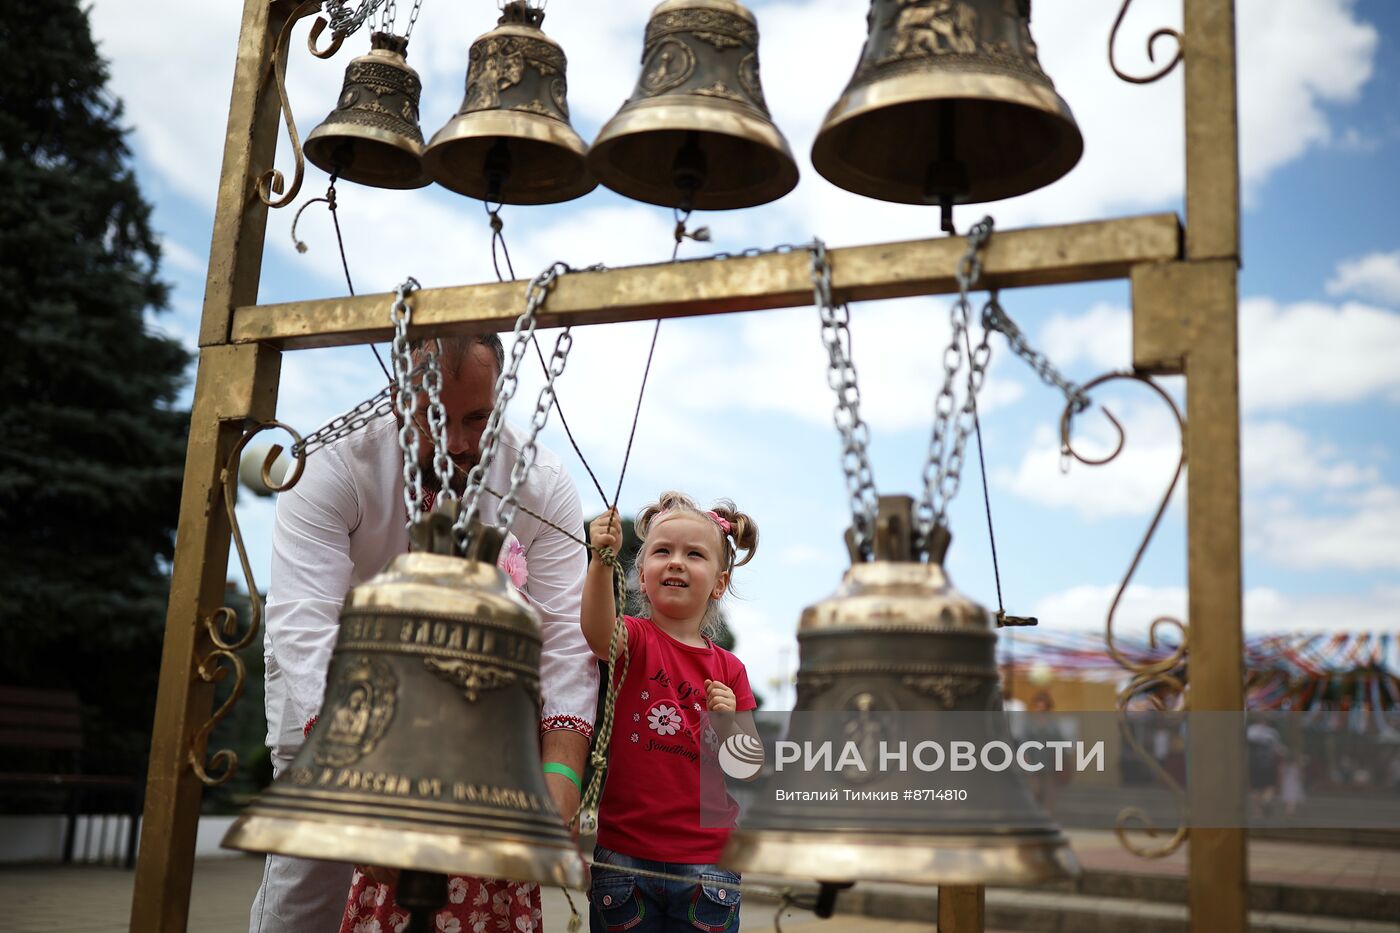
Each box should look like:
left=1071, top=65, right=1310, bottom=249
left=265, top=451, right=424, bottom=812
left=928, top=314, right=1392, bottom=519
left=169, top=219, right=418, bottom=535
left=188, top=422, right=308, bottom=786
left=257, top=0, right=324, bottom=209
left=1060, top=371, right=1188, bottom=858
left=1109, top=0, right=1183, bottom=85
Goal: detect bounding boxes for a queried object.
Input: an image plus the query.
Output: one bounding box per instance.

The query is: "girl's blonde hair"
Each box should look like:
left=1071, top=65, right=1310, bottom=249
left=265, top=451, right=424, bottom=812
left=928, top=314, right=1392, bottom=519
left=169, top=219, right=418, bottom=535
left=633, top=491, right=759, bottom=638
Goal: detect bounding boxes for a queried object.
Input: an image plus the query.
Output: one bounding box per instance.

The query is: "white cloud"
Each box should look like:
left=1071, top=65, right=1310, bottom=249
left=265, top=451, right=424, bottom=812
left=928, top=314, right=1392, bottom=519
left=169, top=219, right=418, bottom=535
left=1235, top=0, right=1377, bottom=198
left=1240, top=297, right=1400, bottom=411
left=1030, top=583, right=1187, bottom=635
left=1327, top=250, right=1400, bottom=307
left=1039, top=303, right=1132, bottom=373
left=1242, top=420, right=1380, bottom=492
left=1030, top=582, right=1400, bottom=635
left=160, top=237, right=207, bottom=277
left=1026, top=295, right=1400, bottom=416
left=1249, top=483, right=1400, bottom=572
left=999, top=398, right=1184, bottom=519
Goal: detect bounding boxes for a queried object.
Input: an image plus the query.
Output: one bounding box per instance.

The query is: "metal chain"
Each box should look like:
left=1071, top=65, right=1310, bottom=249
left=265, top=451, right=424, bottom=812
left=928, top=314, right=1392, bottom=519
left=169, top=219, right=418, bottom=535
left=983, top=300, right=1091, bottom=415
left=925, top=296, right=995, bottom=532
left=379, top=0, right=396, bottom=33
left=456, top=261, right=572, bottom=543
left=323, top=0, right=388, bottom=38
left=809, top=240, right=880, bottom=559
left=289, top=386, right=395, bottom=459
left=403, top=0, right=423, bottom=39
left=390, top=277, right=428, bottom=528
left=422, top=341, right=456, bottom=503
left=917, top=218, right=995, bottom=540
left=499, top=327, right=574, bottom=533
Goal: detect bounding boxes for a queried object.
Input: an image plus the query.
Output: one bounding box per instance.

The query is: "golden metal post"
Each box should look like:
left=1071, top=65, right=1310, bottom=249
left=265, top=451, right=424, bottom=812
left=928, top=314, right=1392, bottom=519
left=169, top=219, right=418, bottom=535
left=1183, top=1, right=1245, bottom=930
left=937, top=885, right=985, bottom=933
left=129, top=0, right=292, bottom=929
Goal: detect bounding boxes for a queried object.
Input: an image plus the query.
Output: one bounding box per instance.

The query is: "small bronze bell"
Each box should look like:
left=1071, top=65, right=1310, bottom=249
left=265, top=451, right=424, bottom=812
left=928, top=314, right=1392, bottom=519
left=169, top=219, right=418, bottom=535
left=305, top=32, right=430, bottom=189
left=812, top=0, right=1082, bottom=218
left=589, top=0, right=798, bottom=210
left=721, top=497, right=1078, bottom=886
left=223, top=515, right=584, bottom=888
left=423, top=2, right=595, bottom=204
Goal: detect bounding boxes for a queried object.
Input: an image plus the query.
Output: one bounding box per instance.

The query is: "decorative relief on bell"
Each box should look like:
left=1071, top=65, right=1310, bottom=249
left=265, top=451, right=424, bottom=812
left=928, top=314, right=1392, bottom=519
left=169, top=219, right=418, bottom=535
left=424, top=658, right=521, bottom=703
left=880, top=0, right=980, bottom=62
left=314, top=655, right=398, bottom=767
left=462, top=26, right=569, bottom=122
left=640, top=40, right=697, bottom=95
left=902, top=672, right=987, bottom=709
left=632, top=3, right=768, bottom=114
left=335, top=43, right=425, bottom=143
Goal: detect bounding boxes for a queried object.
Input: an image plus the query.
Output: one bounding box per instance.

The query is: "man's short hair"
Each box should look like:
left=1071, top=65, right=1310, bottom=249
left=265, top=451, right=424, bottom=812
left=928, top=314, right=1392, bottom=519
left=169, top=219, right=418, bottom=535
left=412, top=335, right=505, bottom=377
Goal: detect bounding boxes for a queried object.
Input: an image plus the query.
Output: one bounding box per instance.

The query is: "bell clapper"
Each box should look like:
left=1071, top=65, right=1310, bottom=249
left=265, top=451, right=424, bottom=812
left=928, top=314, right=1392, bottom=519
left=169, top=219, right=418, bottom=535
left=484, top=138, right=513, bottom=205
left=398, top=870, right=449, bottom=933
left=924, top=101, right=970, bottom=237
left=813, top=881, right=855, bottom=919
left=668, top=132, right=714, bottom=259
left=482, top=139, right=521, bottom=281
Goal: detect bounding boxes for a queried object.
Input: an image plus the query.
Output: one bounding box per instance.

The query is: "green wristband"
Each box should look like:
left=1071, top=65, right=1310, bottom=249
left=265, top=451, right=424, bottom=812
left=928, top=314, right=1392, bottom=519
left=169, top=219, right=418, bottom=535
left=542, top=761, right=583, bottom=792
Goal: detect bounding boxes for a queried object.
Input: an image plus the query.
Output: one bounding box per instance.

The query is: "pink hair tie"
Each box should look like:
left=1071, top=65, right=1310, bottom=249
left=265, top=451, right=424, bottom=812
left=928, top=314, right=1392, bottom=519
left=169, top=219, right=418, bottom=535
left=705, top=510, right=733, bottom=535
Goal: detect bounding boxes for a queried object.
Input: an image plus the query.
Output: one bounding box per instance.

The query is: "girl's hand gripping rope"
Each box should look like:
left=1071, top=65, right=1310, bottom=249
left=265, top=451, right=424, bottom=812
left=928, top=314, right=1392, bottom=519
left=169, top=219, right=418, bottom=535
left=573, top=508, right=632, bottom=836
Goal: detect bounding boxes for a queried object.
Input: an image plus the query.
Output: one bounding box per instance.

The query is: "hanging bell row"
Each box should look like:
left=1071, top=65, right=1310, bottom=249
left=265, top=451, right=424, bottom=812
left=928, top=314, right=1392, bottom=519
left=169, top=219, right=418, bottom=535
left=304, top=0, right=1081, bottom=212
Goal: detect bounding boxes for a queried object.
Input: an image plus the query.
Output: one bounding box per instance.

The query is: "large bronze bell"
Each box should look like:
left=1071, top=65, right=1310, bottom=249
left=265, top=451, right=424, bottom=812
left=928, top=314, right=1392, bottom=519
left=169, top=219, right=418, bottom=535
left=305, top=32, right=430, bottom=189
left=812, top=0, right=1082, bottom=216
left=589, top=0, right=798, bottom=211
left=721, top=497, right=1078, bottom=886
left=223, top=517, right=584, bottom=888
left=423, top=2, right=595, bottom=205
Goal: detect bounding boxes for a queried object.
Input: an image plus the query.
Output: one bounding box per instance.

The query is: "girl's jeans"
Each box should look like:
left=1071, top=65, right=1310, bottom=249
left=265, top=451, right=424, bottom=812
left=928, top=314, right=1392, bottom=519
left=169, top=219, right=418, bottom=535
left=588, top=845, right=741, bottom=933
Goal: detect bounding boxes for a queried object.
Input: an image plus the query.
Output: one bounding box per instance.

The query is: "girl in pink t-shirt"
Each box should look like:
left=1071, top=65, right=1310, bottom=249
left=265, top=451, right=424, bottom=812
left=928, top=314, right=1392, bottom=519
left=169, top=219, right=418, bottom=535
left=582, top=492, right=762, bottom=933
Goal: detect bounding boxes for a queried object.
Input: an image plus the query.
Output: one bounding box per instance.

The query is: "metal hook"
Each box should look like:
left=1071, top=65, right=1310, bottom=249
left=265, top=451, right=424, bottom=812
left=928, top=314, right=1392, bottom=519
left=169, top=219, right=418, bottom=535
left=1059, top=400, right=1126, bottom=467
left=308, top=16, right=346, bottom=58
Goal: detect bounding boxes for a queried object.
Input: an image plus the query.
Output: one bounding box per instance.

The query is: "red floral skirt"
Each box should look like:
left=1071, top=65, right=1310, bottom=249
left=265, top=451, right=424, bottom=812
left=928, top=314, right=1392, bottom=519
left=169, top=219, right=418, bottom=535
left=341, top=870, right=543, bottom=933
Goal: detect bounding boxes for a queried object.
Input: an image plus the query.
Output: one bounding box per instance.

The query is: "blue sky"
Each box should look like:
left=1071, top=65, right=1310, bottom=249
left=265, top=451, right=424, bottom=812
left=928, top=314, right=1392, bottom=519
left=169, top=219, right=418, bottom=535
left=90, top=0, right=1400, bottom=704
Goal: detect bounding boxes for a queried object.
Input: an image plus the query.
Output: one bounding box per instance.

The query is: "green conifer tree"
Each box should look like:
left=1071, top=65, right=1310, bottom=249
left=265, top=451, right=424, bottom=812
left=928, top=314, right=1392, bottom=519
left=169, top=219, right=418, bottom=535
left=0, top=0, right=191, bottom=780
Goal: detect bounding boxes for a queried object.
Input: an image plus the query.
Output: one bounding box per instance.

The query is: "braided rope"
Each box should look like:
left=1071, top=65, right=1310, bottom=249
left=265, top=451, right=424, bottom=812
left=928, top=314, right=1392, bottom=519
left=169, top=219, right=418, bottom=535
left=571, top=547, right=630, bottom=836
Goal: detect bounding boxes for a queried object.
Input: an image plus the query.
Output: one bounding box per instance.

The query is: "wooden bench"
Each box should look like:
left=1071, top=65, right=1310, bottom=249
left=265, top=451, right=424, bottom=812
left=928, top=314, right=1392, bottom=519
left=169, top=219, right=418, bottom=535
left=0, top=686, right=143, bottom=868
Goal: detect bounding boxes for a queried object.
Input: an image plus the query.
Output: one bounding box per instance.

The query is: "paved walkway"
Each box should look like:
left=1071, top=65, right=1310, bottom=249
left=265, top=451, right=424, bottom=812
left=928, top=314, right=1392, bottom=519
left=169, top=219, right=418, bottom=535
left=1068, top=830, right=1400, bottom=890
left=0, top=856, right=955, bottom=933
left=3, top=830, right=1397, bottom=932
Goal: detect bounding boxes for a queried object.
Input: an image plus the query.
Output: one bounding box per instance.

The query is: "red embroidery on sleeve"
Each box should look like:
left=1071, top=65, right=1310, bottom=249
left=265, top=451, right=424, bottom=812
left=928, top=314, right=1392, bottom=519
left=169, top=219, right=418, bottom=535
left=540, top=714, right=593, bottom=740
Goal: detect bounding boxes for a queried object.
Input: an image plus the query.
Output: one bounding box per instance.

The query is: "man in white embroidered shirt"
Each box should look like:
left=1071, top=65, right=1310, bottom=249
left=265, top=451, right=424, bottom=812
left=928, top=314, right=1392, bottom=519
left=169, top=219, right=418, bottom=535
left=249, top=334, right=598, bottom=933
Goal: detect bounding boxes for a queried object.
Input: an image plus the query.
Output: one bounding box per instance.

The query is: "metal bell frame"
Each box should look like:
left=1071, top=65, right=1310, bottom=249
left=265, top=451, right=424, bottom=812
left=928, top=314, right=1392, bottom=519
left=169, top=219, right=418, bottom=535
left=135, top=0, right=1249, bottom=929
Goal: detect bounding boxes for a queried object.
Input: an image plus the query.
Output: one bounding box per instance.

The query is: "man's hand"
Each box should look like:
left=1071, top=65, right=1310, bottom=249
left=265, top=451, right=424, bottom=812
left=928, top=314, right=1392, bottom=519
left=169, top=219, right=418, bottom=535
left=705, top=679, right=737, bottom=714
left=590, top=509, right=624, bottom=553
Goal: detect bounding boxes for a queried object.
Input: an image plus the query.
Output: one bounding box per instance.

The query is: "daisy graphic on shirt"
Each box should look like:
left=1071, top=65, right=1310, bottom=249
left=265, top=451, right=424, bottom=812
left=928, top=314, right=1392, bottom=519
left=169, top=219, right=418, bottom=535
left=648, top=704, right=682, bottom=735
